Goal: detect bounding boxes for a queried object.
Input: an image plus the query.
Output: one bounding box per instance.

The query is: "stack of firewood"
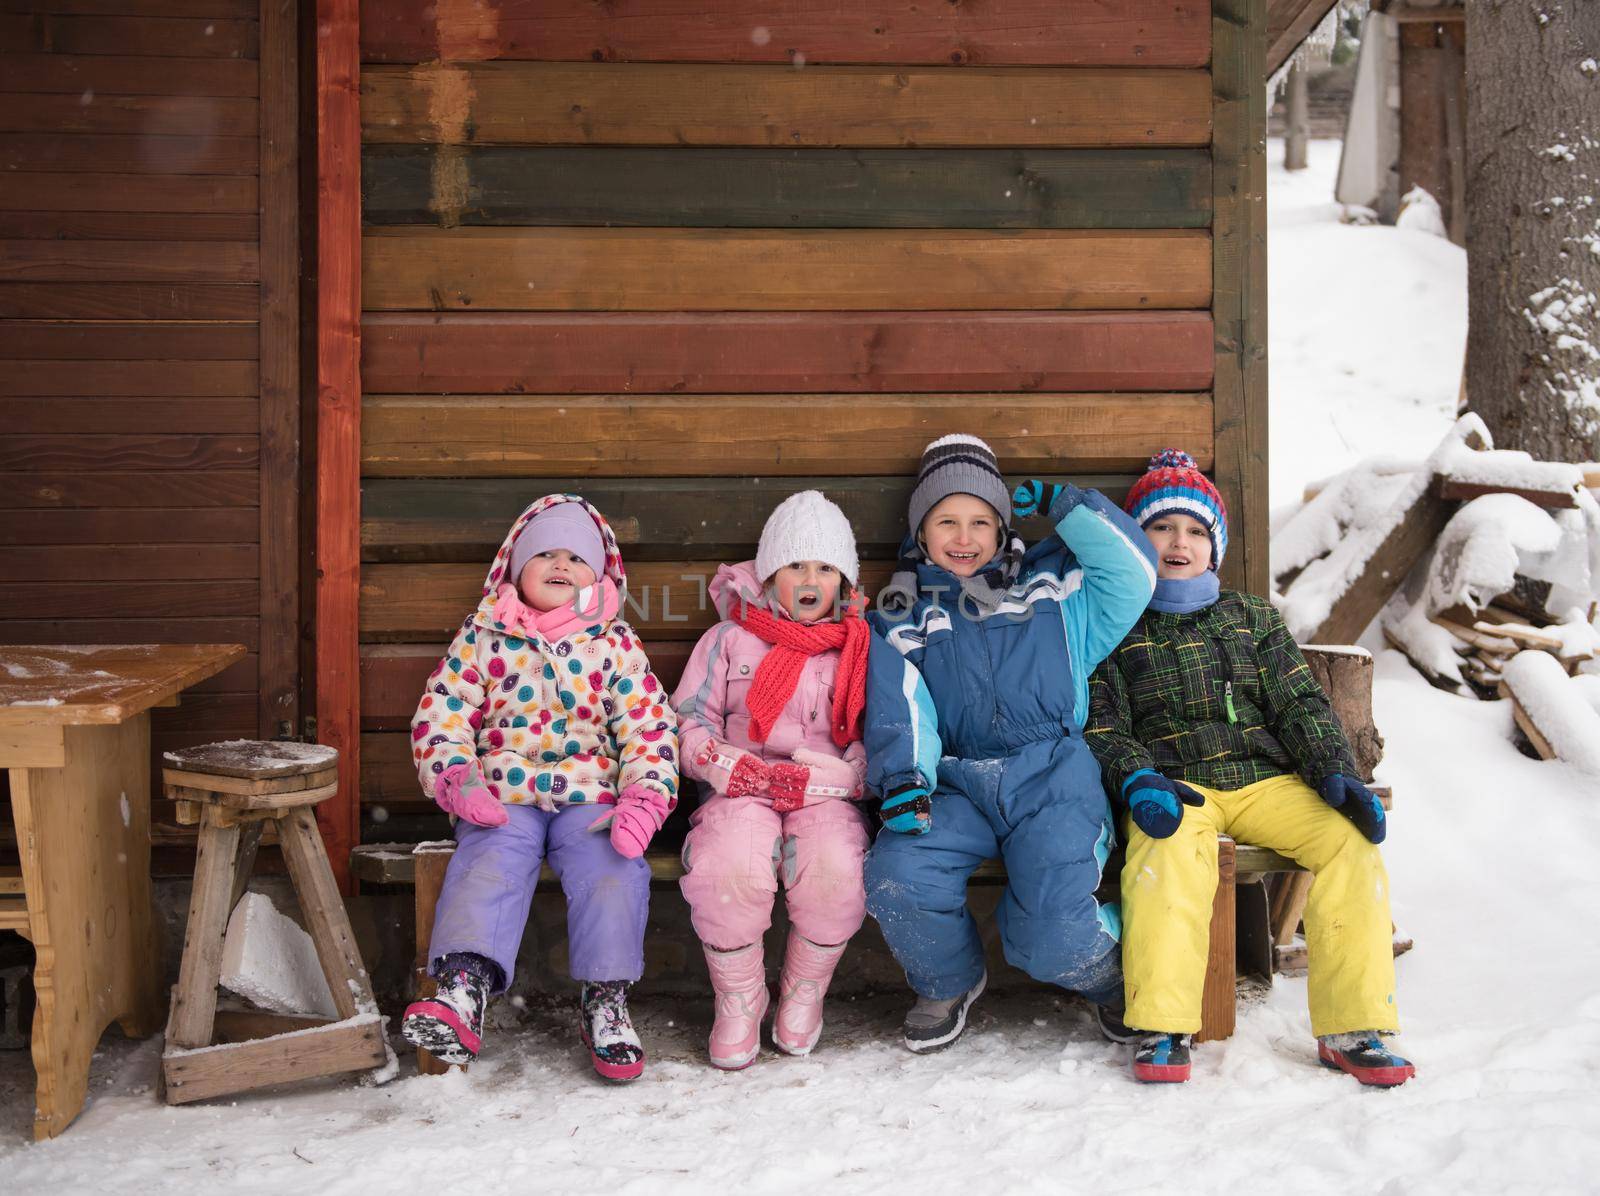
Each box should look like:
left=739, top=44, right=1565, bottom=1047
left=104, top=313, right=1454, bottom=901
left=1426, top=600, right=1594, bottom=698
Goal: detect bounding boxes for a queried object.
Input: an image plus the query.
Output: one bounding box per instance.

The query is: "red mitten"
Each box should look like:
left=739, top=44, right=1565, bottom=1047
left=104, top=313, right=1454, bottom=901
left=767, top=762, right=810, bottom=813
left=726, top=753, right=773, bottom=802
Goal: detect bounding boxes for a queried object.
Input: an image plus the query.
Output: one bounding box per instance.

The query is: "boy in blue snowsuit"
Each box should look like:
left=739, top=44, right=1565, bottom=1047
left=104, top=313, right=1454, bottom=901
left=864, top=435, right=1157, bottom=1052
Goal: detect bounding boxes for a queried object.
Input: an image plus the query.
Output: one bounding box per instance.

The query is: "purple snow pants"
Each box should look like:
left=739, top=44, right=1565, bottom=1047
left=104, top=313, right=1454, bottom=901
left=428, top=803, right=649, bottom=990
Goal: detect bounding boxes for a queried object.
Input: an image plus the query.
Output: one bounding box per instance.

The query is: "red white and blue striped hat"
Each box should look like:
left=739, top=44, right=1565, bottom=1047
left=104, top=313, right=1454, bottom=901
left=1123, top=449, right=1229, bottom=570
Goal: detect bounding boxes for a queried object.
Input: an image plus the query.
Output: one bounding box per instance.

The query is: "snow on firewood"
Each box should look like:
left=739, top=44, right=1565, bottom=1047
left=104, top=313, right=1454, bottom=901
left=1501, top=650, right=1600, bottom=775
left=1276, top=414, right=1488, bottom=641
left=1426, top=494, right=1564, bottom=615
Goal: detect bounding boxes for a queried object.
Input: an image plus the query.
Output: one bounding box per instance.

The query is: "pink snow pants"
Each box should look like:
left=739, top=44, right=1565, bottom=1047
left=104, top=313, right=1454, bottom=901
left=680, top=795, right=869, bottom=950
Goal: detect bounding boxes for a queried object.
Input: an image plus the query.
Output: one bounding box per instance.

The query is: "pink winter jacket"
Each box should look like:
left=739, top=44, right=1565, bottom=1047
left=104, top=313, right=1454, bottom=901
left=673, top=561, right=866, bottom=797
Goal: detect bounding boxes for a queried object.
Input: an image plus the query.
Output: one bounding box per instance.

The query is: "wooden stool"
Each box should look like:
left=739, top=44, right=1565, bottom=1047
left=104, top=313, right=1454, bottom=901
left=159, top=741, right=389, bottom=1104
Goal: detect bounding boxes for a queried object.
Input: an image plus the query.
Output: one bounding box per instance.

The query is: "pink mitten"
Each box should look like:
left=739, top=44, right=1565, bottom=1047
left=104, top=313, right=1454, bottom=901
left=590, top=784, right=671, bottom=859
left=694, top=740, right=772, bottom=801
left=791, top=748, right=864, bottom=801
left=435, top=761, right=509, bottom=828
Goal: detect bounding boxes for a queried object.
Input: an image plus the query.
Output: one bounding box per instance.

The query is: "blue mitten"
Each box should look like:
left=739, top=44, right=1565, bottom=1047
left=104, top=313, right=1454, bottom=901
left=1318, top=773, right=1386, bottom=844
left=880, top=785, right=932, bottom=835
left=1011, top=480, right=1083, bottom=522
left=1122, top=769, right=1205, bottom=839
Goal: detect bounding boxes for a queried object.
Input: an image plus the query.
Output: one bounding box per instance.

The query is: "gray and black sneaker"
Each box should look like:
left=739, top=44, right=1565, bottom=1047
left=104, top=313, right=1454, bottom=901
left=903, top=971, right=987, bottom=1054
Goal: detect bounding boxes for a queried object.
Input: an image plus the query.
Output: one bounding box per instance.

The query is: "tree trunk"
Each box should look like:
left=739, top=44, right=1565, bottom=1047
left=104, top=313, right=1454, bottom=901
left=1285, top=61, right=1309, bottom=170
left=1465, top=3, right=1600, bottom=463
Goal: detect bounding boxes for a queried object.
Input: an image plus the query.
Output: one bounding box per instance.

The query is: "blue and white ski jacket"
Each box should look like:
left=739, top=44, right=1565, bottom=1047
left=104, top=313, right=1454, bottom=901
left=865, top=485, right=1158, bottom=799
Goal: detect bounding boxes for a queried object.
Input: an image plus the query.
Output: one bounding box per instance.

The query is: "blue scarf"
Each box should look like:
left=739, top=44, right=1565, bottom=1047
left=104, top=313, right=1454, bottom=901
left=1150, top=571, right=1220, bottom=614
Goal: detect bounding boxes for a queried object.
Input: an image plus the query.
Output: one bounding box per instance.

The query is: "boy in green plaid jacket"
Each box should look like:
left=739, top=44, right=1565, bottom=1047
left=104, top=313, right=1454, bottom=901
left=1085, top=451, right=1412, bottom=1088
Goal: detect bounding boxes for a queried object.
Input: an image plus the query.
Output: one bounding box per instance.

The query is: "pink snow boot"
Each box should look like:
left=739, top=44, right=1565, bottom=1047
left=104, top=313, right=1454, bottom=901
left=773, top=934, right=846, bottom=1057
left=704, top=943, right=769, bottom=1070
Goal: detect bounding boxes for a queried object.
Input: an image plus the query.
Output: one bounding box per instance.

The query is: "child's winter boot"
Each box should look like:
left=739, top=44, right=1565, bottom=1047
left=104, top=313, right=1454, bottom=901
left=704, top=943, right=769, bottom=1070
left=401, top=953, right=495, bottom=1065
left=1133, top=1032, right=1192, bottom=1083
left=902, top=970, right=986, bottom=1053
left=1318, top=1033, right=1414, bottom=1087
left=579, top=980, right=646, bottom=1082
left=773, top=934, right=846, bottom=1056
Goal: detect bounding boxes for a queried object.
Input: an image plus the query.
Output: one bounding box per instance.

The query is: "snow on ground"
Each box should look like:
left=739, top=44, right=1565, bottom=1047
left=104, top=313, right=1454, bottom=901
left=1269, top=138, right=1466, bottom=514
left=4, top=140, right=1598, bottom=1193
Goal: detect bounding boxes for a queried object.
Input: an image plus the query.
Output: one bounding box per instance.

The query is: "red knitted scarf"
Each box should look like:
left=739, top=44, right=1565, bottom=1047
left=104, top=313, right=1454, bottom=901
left=730, top=601, right=869, bottom=749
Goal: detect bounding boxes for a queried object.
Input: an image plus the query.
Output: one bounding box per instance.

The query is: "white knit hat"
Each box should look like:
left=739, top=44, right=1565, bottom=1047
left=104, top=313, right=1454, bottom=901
left=755, top=490, right=859, bottom=585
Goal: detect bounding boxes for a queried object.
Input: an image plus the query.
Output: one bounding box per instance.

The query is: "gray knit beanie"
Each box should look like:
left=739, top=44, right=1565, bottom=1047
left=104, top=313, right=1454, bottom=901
left=907, top=434, right=1012, bottom=536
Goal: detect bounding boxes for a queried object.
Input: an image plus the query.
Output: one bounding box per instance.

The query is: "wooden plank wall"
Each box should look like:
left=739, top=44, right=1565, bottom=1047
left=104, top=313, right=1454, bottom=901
left=0, top=0, right=299, bottom=849
left=350, top=0, right=1261, bottom=842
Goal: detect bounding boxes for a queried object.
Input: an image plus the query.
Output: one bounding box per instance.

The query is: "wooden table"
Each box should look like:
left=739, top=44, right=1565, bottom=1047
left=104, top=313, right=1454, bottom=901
left=0, top=643, right=246, bottom=1140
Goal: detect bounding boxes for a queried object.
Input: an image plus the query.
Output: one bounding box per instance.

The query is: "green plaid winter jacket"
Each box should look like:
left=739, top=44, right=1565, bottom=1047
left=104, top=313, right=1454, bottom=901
left=1086, top=590, right=1357, bottom=803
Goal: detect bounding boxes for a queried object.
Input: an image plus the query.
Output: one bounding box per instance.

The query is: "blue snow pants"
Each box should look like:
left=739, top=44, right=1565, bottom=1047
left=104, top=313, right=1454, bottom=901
left=864, top=735, right=1121, bottom=1004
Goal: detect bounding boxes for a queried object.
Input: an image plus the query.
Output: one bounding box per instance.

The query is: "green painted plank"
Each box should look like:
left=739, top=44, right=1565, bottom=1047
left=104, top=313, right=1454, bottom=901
left=360, top=475, right=1137, bottom=563
left=361, top=145, right=1212, bottom=229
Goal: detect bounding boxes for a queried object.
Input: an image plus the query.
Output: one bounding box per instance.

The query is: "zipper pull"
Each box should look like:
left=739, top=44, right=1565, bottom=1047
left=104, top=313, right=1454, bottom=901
left=1224, top=680, right=1238, bottom=724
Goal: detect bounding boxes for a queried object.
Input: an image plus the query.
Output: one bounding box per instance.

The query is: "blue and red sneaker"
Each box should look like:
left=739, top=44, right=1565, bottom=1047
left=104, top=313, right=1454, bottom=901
left=1133, top=1032, right=1192, bottom=1083
left=1318, top=1035, right=1415, bottom=1087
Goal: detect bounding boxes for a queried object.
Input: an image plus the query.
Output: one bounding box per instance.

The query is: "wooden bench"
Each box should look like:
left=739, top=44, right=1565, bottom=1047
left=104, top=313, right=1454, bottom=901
left=353, top=834, right=1315, bottom=1057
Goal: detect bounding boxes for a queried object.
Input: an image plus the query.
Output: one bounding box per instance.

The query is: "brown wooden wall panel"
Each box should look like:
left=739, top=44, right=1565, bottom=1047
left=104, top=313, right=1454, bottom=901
left=362, top=228, right=1211, bottom=312
left=0, top=361, right=258, bottom=395
left=362, top=561, right=898, bottom=641
left=0, top=321, right=257, bottom=359
left=0, top=469, right=259, bottom=509
left=0, top=617, right=260, bottom=649
left=359, top=0, right=1211, bottom=68
left=0, top=433, right=257, bottom=471
left=0, top=240, right=259, bottom=283
left=0, top=397, right=257, bottom=434
left=362, top=475, right=1135, bottom=564
left=0, top=212, right=259, bottom=241
left=361, top=145, right=1213, bottom=230
left=0, top=544, right=259, bottom=581
left=0, top=172, right=258, bottom=212
left=362, top=311, right=1215, bottom=395
left=360, top=63, right=1212, bottom=148
left=0, top=94, right=259, bottom=136
left=0, top=282, right=259, bottom=319
left=2, top=1, right=257, bottom=16
left=362, top=393, right=1213, bottom=478
left=0, top=52, right=259, bottom=96
left=0, top=14, right=258, bottom=58
left=0, top=132, right=259, bottom=175
left=0, top=579, right=260, bottom=619
left=0, top=507, right=257, bottom=544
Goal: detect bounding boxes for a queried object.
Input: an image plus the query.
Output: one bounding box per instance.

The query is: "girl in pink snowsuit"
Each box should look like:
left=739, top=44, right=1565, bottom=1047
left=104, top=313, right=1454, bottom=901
left=674, top=491, right=872, bottom=1068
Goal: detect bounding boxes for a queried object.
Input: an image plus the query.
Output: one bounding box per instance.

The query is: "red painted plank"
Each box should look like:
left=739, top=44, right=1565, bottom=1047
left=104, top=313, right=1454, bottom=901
left=360, top=311, right=1214, bottom=395
left=316, top=0, right=362, bottom=892
left=359, top=0, right=1210, bottom=67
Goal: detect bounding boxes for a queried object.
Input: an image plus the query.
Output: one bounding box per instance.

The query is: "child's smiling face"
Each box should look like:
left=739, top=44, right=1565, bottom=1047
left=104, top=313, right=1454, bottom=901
left=1144, top=513, right=1213, bottom=579
left=517, top=549, right=597, bottom=611
left=920, top=494, right=1001, bottom=578
left=769, top=560, right=842, bottom=623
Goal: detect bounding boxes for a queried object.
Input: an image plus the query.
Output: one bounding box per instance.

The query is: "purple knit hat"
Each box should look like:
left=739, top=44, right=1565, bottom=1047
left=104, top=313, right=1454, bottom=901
left=506, top=502, right=606, bottom=586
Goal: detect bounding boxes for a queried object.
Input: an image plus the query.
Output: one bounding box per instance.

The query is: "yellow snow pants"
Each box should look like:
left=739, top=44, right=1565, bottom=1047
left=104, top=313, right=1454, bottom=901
left=1121, top=773, right=1399, bottom=1039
